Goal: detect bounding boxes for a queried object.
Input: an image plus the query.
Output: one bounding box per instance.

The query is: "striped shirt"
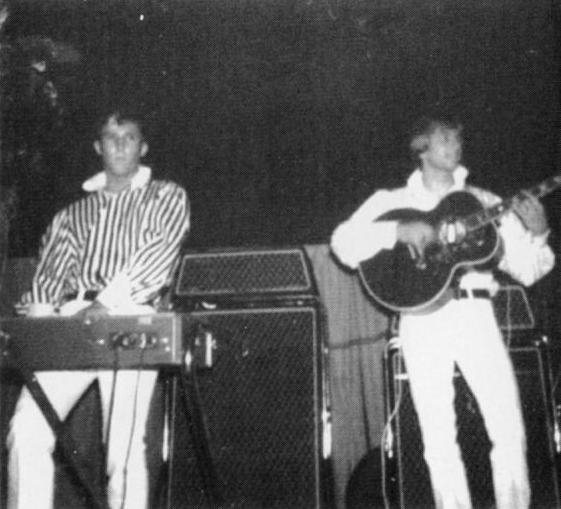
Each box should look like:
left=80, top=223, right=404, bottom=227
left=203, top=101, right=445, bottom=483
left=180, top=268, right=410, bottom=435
left=22, top=166, right=190, bottom=308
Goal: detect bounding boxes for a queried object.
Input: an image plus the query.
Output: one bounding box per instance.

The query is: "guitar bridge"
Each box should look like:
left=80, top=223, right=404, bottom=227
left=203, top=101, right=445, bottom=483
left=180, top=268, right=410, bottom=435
left=438, top=219, right=467, bottom=245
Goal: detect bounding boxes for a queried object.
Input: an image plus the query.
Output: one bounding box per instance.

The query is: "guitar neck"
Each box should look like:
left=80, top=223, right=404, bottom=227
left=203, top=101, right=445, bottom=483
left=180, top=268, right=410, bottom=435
left=464, top=174, right=561, bottom=232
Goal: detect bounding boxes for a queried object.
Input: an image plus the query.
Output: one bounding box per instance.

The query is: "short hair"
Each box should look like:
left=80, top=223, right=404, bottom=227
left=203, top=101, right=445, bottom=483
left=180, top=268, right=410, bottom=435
left=94, top=105, right=146, bottom=140
left=409, top=115, right=463, bottom=159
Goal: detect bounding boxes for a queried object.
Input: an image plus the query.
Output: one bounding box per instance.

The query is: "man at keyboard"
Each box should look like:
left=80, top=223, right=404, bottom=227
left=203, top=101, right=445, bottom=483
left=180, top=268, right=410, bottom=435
left=6, top=106, right=190, bottom=509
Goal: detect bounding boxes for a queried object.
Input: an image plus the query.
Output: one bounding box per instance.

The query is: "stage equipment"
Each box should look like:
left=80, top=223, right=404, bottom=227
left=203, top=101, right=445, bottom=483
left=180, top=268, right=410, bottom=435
left=492, top=284, right=535, bottom=330
left=164, top=306, right=331, bottom=508
left=345, top=447, right=385, bottom=509
left=0, top=247, right=331, bottom=509
left=164, top=246, right=332, bottom=509
left=384, top=341, right=560, bottom=509
left=0, top=313, right=185, bottom=370
left=173, top=246, right=316, bottom=307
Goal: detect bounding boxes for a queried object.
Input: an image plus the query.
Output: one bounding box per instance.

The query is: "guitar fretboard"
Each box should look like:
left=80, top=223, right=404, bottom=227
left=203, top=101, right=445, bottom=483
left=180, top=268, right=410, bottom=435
left=463, top=174, right=561, bottom=233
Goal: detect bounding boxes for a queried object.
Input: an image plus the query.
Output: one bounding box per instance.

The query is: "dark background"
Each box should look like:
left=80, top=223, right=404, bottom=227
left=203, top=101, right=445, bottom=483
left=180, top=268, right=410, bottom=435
left=1, top=0, right=560, bottom=331
left=2, top=0, right=559, bottom=249
left=0, top=4, right=560, bottom=507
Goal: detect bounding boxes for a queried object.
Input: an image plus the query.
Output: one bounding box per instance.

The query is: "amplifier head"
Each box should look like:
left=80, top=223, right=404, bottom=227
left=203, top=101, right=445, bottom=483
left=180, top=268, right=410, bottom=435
left=172, top=247, right=317, bottom=309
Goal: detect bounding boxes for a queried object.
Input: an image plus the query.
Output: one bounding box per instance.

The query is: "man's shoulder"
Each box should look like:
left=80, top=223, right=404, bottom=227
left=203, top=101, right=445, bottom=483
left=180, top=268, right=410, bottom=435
left=148, top=178, right=186, bottom=194
left=147, top=179, right=187, bottom=201
left=351, top=185, right=409, bottom=219
left=369, top=183, right=412, bottom=207
left=369, top=178, right=409, bottom=197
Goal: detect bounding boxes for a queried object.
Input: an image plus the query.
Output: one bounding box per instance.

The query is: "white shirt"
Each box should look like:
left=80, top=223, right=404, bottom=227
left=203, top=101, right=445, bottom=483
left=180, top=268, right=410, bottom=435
left=331, top=166, right=554, bottom=289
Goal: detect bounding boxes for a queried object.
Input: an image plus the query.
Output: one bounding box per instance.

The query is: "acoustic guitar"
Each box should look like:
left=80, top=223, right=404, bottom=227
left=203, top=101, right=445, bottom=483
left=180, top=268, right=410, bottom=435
left=357, top=174, right=561, bottom=313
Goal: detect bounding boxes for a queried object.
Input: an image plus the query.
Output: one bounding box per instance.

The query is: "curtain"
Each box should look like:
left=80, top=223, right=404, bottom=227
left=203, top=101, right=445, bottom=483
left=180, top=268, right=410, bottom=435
left=305, top=244, right=390, bottom=509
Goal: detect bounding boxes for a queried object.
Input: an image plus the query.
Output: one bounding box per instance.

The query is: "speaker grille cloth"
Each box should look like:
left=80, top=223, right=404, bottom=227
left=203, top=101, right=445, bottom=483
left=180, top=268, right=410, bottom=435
left=174, top=249, right=313, bottom=297
left=169, top=307, right=324, bottom=508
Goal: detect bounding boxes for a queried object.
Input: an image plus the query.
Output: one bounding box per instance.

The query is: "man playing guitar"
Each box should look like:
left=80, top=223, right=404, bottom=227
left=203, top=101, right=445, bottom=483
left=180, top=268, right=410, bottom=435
left=331, top=115, right=554, bottom=509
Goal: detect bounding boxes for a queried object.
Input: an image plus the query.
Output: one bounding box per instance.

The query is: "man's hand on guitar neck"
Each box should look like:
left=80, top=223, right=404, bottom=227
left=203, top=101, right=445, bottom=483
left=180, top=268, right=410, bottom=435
left=396, top=221, right=437, bottom=260
left=512, top=192, right=549, bottom=237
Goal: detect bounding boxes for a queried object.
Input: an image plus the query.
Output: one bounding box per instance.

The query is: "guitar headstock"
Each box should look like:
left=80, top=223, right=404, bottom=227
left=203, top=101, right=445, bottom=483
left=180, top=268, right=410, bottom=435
left=523, top=173, right=561, bottom=200
left=551, top=173, right=561, bottom=187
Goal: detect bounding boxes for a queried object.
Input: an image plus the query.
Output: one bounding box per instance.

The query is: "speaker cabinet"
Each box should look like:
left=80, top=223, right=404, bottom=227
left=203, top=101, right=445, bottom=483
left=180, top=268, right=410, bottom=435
left=386, top=344, right=560, bottom=509
left=165, top=306, right=331, bottom=509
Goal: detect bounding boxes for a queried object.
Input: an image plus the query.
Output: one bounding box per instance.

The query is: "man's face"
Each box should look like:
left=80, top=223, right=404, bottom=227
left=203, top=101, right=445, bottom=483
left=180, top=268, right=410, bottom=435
left=421, top=127, right=463, bottom=173
left=94, top=117, right=148, bottom=179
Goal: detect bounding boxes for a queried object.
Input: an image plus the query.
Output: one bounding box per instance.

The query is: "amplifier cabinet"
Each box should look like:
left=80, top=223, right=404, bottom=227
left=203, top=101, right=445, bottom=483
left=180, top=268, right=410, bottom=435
left=166, top=305, right=331, bottom=509
left=386, top=344, right=560, bottom=509
left=173, top=247, right=317, bottom=308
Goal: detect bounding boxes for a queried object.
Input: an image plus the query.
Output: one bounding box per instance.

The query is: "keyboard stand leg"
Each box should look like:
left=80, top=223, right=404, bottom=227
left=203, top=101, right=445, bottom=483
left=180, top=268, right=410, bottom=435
left=14, top=366, right=108, bottom=509
left=154, top=369, right=223, bottom=509
left=178, top=365, right=223, bottom=508
left=153, top=374, right=176, bottom=509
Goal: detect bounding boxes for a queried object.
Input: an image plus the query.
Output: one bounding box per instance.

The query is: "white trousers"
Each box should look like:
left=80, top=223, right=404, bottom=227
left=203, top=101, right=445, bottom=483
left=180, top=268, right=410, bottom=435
left=399, top=297, right=529, bottom=509
left=6, top=369, right=157, bottom=509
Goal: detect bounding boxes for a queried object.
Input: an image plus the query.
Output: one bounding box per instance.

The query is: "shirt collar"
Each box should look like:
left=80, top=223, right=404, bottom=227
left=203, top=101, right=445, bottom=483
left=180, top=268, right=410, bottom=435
left=82, top=165, right=152, bottom=193
left=407, top=165, right=469, bottom=194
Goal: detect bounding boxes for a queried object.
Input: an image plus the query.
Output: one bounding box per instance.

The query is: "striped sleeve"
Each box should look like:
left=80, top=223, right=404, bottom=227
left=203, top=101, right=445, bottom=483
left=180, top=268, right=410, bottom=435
left=20, top=209, right=76, bottom=305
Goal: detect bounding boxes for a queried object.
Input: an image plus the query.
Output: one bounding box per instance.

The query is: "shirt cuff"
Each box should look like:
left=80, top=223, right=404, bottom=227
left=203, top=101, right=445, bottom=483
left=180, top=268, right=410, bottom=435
left=531, top=229, right=551, bottom=247
left=96, top=273, right=135, bottom=309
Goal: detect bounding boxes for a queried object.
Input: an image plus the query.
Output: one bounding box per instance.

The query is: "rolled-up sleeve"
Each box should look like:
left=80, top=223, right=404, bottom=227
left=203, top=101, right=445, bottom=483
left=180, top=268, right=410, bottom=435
left=497, top=211, right=555, bottom=286
left=330, top=190, right=400, bottom=269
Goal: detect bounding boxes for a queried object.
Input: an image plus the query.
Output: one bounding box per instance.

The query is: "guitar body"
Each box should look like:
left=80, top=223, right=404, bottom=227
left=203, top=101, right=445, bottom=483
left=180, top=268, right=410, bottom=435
left=358, top=191, right=500, bottom=312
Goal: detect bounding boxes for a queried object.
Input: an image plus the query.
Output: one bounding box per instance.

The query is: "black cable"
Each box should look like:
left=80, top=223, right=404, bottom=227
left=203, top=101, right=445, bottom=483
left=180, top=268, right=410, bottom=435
left=180, top=361, right=222, bottom=507
left=380, top=340, right=402, bottom=509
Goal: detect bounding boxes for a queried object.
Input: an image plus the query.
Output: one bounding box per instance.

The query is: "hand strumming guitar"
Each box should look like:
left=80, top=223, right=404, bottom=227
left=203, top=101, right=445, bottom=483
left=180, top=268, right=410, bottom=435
left=396, top=220, right=437, bottom=259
